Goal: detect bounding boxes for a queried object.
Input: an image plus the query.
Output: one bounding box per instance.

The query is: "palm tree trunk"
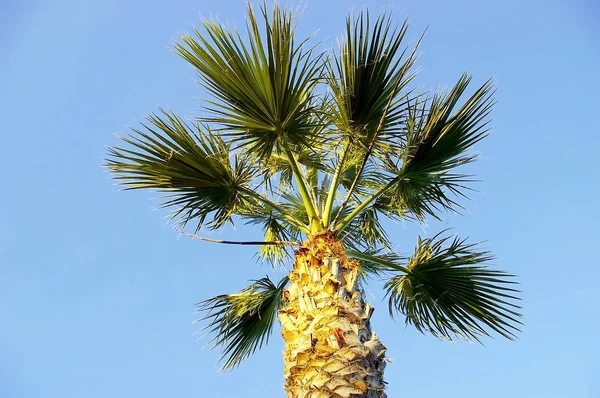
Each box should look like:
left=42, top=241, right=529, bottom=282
left=279, top=234, right=387, bottom=398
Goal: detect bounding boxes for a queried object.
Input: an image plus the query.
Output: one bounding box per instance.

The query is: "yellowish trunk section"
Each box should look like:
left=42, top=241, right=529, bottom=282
left=279, top=235, right=387, bottom=398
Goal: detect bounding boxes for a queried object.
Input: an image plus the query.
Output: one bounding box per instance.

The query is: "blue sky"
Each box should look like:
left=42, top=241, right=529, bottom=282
left=1, top=0, right=599, bottom=397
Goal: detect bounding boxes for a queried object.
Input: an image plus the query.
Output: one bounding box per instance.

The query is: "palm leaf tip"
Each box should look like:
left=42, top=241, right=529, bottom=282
left=196, top=276, right=289, bottom=371
left=385, top=233, right=522, bottom=342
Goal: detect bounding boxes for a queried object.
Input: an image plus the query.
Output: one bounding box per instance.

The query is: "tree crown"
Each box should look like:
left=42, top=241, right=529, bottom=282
left=107, top=3, right=521, bottom=370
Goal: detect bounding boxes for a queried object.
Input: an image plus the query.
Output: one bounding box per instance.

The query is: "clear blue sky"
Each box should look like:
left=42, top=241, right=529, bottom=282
left=1, top=0, right=599, bottom=397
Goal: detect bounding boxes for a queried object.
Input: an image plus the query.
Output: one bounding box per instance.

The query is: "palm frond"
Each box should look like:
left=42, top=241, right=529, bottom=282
left=106, top=109, right=256, bottom=231
left=174, top=3, right=323, bottom=159
left=327, top=10, right=418, bottom=148
left=384, top=232, right=522, bottom=342
left=381, top=75, right=495, bottom=221
left=196, top=276, right=289, bottom=371
left=324, top=9, right=420, bottom=230
left=260, top=219, right=292, bottom=265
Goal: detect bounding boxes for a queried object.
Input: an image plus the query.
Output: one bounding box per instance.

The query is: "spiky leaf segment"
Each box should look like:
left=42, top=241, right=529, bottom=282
left=196, top=276, right=289, bottom=370
left=106, top=110, right=256, bottom=231
left=174, top=3, right=323, bottom=161
left=385, top=233, right=522, bottom=342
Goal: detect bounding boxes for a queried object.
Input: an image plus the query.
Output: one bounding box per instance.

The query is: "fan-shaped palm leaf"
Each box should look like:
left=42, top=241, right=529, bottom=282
left=384, top=232, right=522, bottom=342
left=106, top=109, right=256, bottom=230
left=333, top=77, right=494, bottom=231
left=174, top=3, right=323, bottom=159
left=327, top=11, right=417, bottom=147
left=323, top=11, right=419, bottom=227
left=196, top=276, right=289, bottom=370
left=385, top=75, right=495, bottom=220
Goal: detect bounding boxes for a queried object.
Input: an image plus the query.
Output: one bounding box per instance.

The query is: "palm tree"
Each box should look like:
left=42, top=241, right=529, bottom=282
left=106, top=3, right=521, bottom=398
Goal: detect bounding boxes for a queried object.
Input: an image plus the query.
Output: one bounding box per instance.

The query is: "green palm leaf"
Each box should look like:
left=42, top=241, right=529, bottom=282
left=196, top=276, right=289, bottom=370
left=106, top=109, right=256, bottom=230
left=174, top=3, right=323, bottom=159
left=327, top=11, right=417, bottom=148
left=385, top=232, right=522, bottom=342
left=381, top=75, right=495, bottom=221
left=323, top=12, right=418, bottom=227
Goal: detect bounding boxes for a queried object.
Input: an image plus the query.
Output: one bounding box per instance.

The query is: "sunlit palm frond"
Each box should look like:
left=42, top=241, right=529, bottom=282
left=264, top=151, right=295, bottom=190
left=106, top=109, right=256, bottom=230
left=371, top=188, right=404, bottom=222
left=327, top=10, right=418, bottom=149
left=384, top=232, right=521, bottom=342
left=196, top=276, right=289, bottom=370
left=381, top=75, right=494, bottom=220
left=326, top=10, right=421, bottom=228
left=174, top=3, right=323, bottom=159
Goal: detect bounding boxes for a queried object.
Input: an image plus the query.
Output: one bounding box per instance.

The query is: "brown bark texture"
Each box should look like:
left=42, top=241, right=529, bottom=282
left=279, top=234, right=387, bottom=398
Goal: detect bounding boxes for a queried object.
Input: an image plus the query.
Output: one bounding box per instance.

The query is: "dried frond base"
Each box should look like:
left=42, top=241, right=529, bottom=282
left=279, top=235, right=387, bottom=398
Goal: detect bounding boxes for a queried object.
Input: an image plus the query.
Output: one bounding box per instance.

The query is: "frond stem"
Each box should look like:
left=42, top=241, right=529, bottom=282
left=181, top=231, right=301, bottom=246
left=346, top=249, right=410, bottom=274
left=282, top=144, right=322, bottom=233
left=335, top=176, right=399, bottom=232
left=322, top=139, right=351, bottom=226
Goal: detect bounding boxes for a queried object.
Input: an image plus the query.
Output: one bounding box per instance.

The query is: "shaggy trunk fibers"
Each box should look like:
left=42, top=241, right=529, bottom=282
left=279, top=234, right=387, bottom=398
